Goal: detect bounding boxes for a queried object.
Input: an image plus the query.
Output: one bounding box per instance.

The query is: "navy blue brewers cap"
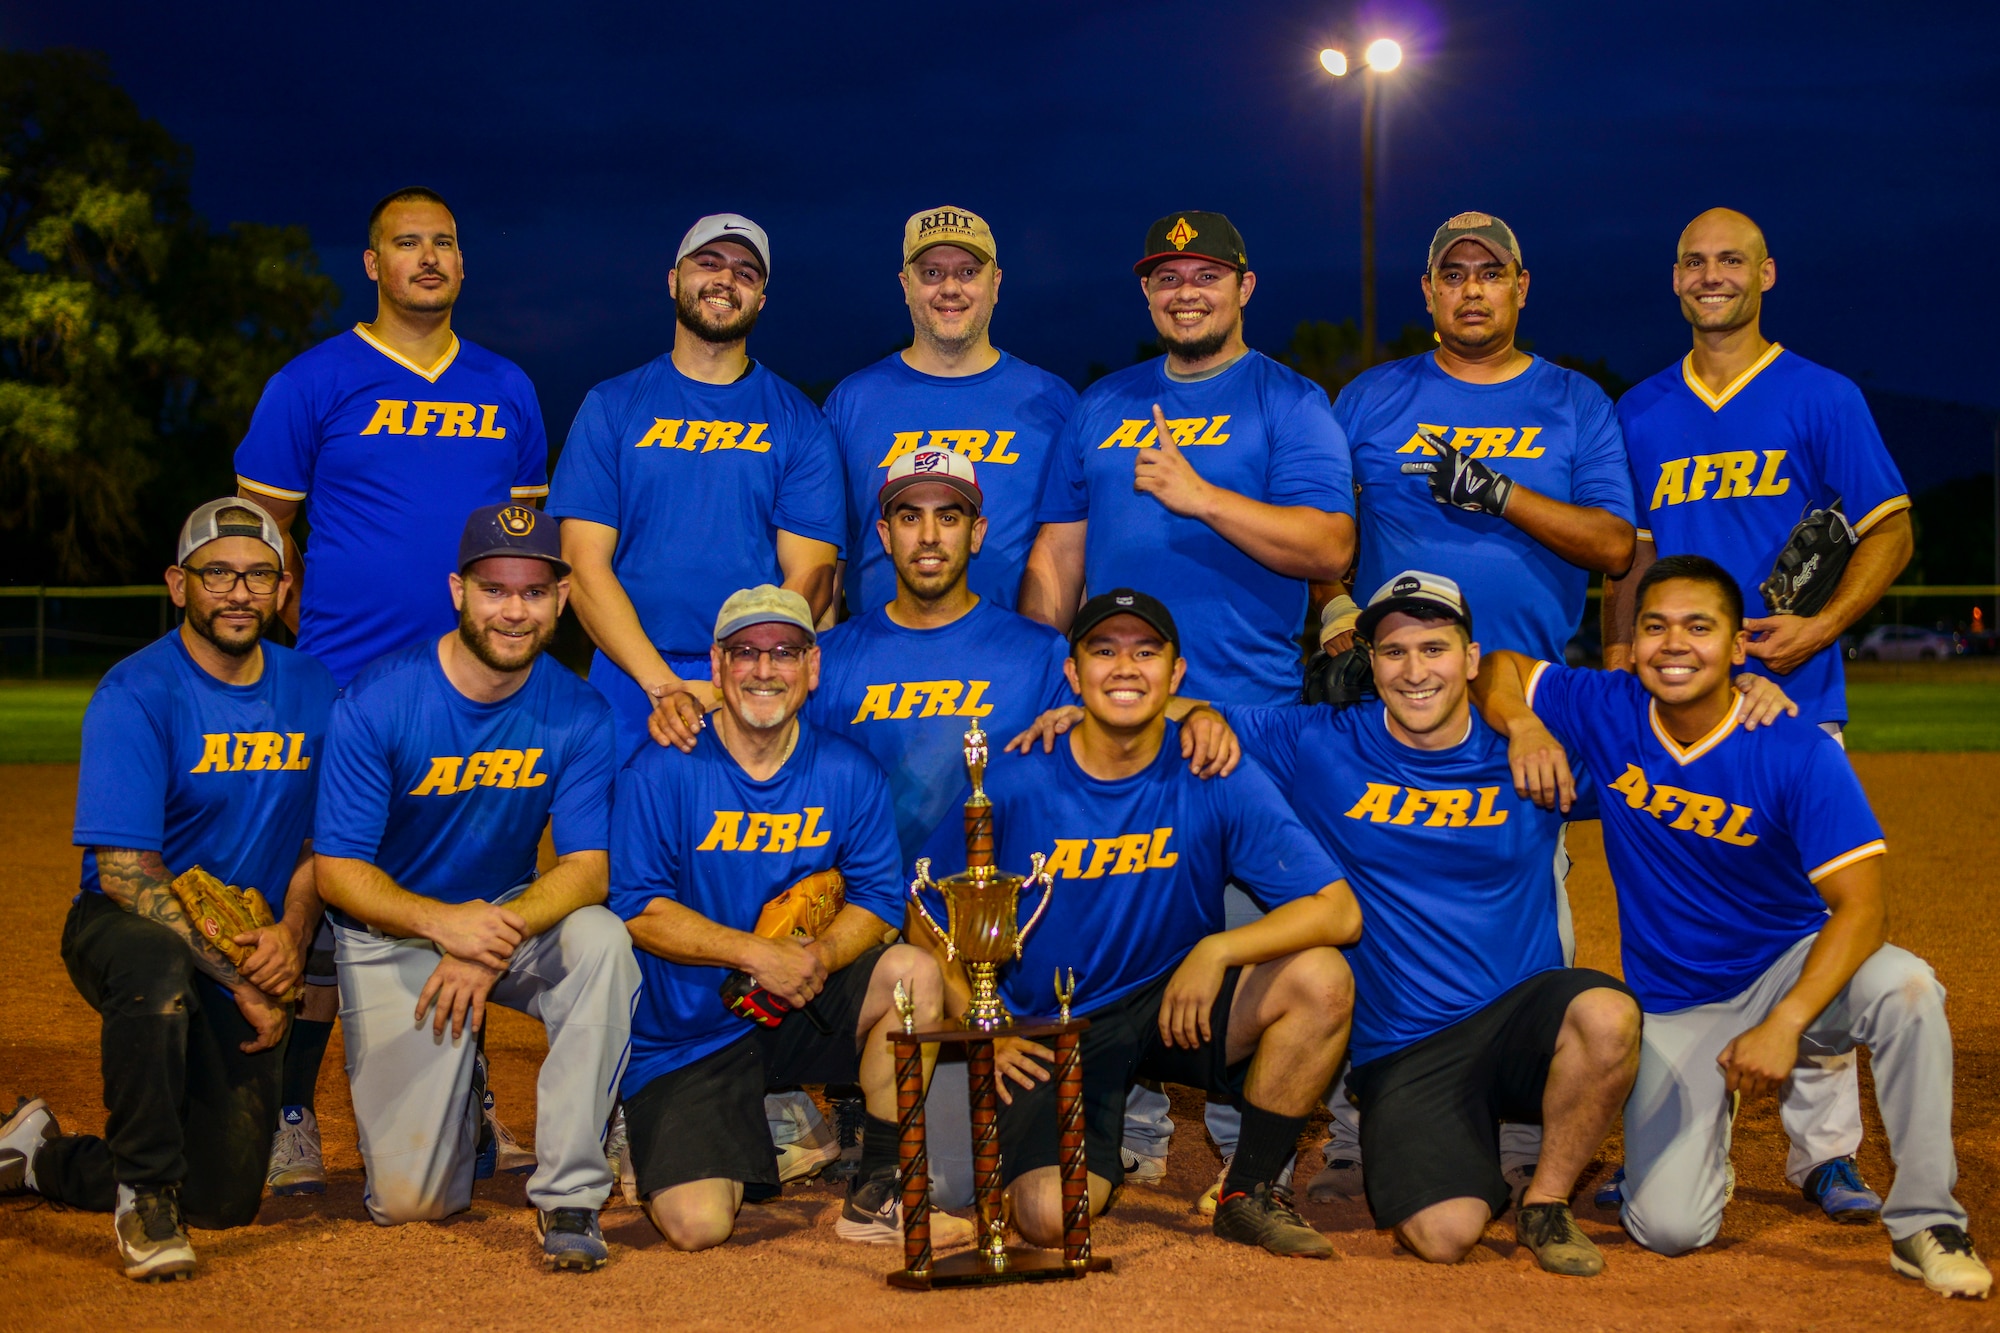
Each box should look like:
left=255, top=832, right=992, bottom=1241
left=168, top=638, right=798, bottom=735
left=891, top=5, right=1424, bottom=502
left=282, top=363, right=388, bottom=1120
left=459, top=504, right=570, bottom=576
left=1068, top=588, right=1179, bottom=649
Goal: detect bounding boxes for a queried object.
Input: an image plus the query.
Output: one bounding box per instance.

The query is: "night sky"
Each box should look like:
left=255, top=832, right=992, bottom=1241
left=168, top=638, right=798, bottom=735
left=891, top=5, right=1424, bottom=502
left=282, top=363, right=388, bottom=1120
left=16, top=1, right=1999, bottom=440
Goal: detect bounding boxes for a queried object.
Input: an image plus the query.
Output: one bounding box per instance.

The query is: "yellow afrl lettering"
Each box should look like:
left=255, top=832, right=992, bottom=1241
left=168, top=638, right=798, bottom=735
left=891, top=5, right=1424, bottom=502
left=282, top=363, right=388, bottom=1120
left=1039, top=829, right=1174, bottom=878
left=1605, top=764, right=1760, bottom=847
left=1343, top=782, right=1401, bottom=822
left=1650, top=449, right=1790, bottom=509
left=409, top=756, right=463, bottom=796
left=695, top=806, right=836, bottom=853
left=360, top=399, right=409, bottom=435
left=191, top=733, right=234, bottom=773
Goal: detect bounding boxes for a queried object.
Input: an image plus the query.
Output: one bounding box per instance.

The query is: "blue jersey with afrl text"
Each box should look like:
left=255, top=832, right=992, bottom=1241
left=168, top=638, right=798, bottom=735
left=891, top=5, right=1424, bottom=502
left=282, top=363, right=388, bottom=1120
left=234, top=327, right=549, bottom=685
left=73, top=633, right=336, bottom=906
left=971, top=721, right=1346, bottom=1019
left=1526, top=662, right=1885, bottom=1012
left=1036, top=353, right=1354, bottom=705
left=1617, top=348, right=1909, bottom=725
left=807, top=600, right=1073, bottom=874
left=313, top=642, right=614, bottom=905
left=826, top=352, right=1076, bottom=613
left=1223, top=701, right=1578, bottom=1066
left=1337, top=354, right=1634, bottom=660
left=609, top=723, right=905, bottom=1093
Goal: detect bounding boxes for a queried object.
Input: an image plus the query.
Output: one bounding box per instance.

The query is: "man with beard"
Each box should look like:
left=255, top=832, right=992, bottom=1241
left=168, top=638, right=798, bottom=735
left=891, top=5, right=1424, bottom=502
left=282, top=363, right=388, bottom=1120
left=550, top=214, right=845, bottom=764
left=1, top=500, right=332, bottom=1281
left=1597, top=209, right=1913, bottom=1224
left=824, top=206, right=1075, bottom=614
left=311, top=505, right=638, bottom=1272
left=234, top=186, right=550, bottom=1194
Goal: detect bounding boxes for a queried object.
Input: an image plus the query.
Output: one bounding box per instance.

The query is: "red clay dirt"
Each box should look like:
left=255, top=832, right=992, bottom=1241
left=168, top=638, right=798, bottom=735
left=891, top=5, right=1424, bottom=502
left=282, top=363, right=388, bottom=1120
left=1, top=755, right=1995, bottom=1331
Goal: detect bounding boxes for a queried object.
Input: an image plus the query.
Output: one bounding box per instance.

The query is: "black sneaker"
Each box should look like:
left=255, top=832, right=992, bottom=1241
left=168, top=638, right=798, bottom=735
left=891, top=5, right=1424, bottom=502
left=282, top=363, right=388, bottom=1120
left=1516, top=1201, right=1604, bottom=1276
left=538, top=1206, right=609, bottom=1272
left=834, top=1168, right=975, bottom=1248
left=1212, top=1181, right=1335, bottom=1259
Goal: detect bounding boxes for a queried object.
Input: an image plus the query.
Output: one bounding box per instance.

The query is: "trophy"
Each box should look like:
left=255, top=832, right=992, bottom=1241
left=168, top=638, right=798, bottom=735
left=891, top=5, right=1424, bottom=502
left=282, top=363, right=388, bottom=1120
left=906, top=721, right=1054, bottom=1031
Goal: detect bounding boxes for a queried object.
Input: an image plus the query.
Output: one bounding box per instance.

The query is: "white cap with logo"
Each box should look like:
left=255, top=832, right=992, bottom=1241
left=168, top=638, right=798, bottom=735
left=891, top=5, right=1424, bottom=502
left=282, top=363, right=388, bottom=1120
left=1356, top=570, right=1473, bottom=642
left=178, top=497, right=286, bottom=569
left=676, top=213, right=771, bottom=278
left=877, top=448, right=982, bottom=515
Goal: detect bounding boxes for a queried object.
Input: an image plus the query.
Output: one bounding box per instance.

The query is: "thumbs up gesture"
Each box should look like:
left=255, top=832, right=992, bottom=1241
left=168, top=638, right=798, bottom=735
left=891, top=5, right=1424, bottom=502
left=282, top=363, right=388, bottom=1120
left=1133, top=403, right=1215, bottom=519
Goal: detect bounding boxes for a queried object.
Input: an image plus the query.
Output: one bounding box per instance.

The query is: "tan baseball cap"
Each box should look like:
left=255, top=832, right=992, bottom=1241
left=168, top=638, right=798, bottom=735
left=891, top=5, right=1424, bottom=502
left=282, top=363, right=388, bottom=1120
left=179, top=497, right=286, bottom=569
left=714, top=584, right=816, bottom=643
left=903, top=205, right=995, bottom=266
left=1427, top=211, right=1523, bottom=271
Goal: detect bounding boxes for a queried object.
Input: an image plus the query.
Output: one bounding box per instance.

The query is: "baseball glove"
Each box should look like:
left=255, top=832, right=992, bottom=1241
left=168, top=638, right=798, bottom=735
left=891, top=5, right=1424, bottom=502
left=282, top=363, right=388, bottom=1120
left=1758, top=497, right=1854, bottom=618
left=1400, top=428, right=1515, bottom=516
left=720, top=869, right=845, bottom=1028
left=169, top=866, right=300, bottom=1000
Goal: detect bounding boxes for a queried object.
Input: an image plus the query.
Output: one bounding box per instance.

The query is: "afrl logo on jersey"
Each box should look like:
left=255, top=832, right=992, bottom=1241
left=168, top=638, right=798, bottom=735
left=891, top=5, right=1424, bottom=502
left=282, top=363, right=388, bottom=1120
left=876, top=430, right=1022, bottom=467
left=359, top=400, right=509, bottom=438
left=1647, top=450, right=1791, bottom=511
left=189, top=732, right=312, bottom=773
left=1041, top=828, right=1178, bottom=879
left=408, top=749, right=549, bottom=796
left=1344, top=783, right=1510, bottom=827
left=696, top=807, right=834, bottom=853
left=632, top=420, right=774, bottom=453
left=1606, top=765, right=1758, bottom=845
left=848, top=680, right=996, bottom=723
left=1096, top=416, right=1231, bottom=449
left=1396, top=424, right=1547, bottom=459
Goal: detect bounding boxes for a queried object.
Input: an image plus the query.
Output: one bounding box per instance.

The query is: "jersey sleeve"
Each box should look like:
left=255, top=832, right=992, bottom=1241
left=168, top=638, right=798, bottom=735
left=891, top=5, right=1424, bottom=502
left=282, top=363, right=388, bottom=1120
left=510, top=377, right=551, bottom=500
left=1521, top=660, right=1589, bottom=750
left=1216, top=757, right=1347, bottom=912
left=1568, top=381, right=1637, bottom=523
left=548, top=697, right=615, bottom=854
left=310, top=696, right=395, bottom=862
left=1038, top=632, right=1076, bottom=712
left=1785, top=734, right=1887, bottom=882
left=233, top=371, right=318, bottom=503
left=773, top=406, right=848, bottom=551
left=1266, top=385, right=1355, bottom=515
left=1807, top=376, right=1909, bottom=535
left=836, top=756, right=905, bottom=928
left=1216, top=704, right=1310, bottom=789
left=71, top=684, right=169, bottom=850
left=1034, top=406, right=1090, bottom=524
left=607, top=758, right=680, bottom=920
left=545, top=390, right=623, bottom=527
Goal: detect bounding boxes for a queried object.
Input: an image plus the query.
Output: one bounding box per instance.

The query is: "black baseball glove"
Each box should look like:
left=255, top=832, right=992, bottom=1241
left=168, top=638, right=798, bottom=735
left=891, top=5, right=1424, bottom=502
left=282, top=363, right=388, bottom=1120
left=1400, top=428, right=1515, bottom=516
left=1758, top=497, right=1854, bottom=618
left=1303, top=645, right=1374, bottom=708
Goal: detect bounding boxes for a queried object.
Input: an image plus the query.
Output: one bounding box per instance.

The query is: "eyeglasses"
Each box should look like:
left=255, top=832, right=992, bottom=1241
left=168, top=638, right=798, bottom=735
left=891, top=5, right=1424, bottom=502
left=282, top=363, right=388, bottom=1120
left=722, top=643, right=808, bottom=669
left=182, top=565, right=281, bottom=595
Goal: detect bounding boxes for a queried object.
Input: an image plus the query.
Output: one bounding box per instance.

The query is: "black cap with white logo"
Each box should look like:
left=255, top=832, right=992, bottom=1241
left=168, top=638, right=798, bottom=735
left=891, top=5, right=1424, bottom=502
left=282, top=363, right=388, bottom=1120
left=1355, top=570, right=1473, bottom=642
left=1067, top=588, right=1179, bottom=649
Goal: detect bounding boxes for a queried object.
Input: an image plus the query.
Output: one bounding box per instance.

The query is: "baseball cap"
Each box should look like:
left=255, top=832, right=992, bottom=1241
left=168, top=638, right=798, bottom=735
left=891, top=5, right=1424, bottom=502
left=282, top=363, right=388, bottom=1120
left=179, top=497, right=285, bottom=569
left=878, top=448, right=982, bottom=515
left=1355, top=570, right=1474, bottom=643
left=1427, top=211, right=1523, bottom=271
left=904, top=206, right=996, bottom=266
left=458, top=504, right=570, bottom=575
left=676, top=213, right=771, bottom=278
left=714, top=584, right=816, bottom=643
left=1067, top=588, right=1179, bottom=649
left=1134, top=211, right=1247, bottom=277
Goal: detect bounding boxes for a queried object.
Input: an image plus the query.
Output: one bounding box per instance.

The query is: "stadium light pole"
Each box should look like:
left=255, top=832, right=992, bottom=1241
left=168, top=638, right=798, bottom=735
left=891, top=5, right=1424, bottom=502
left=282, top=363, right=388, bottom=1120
left=1321, top=38, right=1404, bottom=367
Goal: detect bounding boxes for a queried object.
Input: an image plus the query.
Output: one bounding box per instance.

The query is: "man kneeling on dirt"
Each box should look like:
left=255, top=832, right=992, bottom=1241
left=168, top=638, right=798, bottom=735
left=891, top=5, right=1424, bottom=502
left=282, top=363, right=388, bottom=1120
left=1, top=500, right=334, bottom=1281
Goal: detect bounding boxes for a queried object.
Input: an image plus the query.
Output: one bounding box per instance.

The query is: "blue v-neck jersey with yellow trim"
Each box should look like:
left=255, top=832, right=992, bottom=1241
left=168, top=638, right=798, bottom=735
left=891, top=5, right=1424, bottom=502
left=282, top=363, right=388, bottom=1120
left=1615, top=347, right=1908, bottom=725
left=1525, top=662, right=1885, bottom=1012
left=234, top=327, right=550, bottom=686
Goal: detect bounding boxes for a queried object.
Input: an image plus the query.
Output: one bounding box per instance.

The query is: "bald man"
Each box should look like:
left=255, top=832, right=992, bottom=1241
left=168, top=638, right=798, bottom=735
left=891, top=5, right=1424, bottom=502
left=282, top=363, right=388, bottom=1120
left=1600, top=208, right=1914, bottom=1224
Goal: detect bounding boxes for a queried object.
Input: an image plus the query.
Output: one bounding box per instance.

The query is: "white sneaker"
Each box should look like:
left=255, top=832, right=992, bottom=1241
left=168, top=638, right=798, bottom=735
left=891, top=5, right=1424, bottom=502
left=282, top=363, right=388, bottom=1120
left=115, top=1183, right=196, bottom=1282
left=487, top=1100, right=536, bottom=1174
left=267, top=1105, right=325, bottom=1196
left=768, top=1092, right=840, bottom=1184
left=1306, top=1153, right=1363, bottom=1203
left=1891, top=1225, right=1992, bottom=1299
left=604, top=1104, right=639, bottom=1207
left=1120, top=1145, right=1168, bottom=1186
left=1198, top=1153, right=1295, bottom=1218
left=0, top=1096, right=58, bottom=1195
left=835, top=1169, right=975, bottom=1249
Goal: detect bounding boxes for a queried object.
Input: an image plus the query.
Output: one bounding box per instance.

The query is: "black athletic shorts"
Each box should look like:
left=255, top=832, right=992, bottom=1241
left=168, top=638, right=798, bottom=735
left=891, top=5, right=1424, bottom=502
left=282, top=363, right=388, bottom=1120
left=624, top=945, right=886, bottom=1198
left=997, top=961, right=1246, bottom=1190
left=1347, top=967, right=1633, bottom=1228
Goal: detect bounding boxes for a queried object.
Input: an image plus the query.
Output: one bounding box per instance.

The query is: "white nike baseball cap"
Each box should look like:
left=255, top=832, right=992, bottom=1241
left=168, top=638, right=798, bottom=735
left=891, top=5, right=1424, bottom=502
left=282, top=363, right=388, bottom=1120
left=1356, top=570, right=1473, bottom=642
left=676, top=213, right=770, bottom=279
left=878, top=448, right=982, bottom=515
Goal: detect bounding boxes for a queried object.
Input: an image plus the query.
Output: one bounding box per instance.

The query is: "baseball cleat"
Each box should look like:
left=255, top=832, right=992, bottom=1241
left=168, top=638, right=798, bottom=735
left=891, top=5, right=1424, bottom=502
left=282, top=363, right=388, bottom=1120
left=1120, top=1145, right=1168, bottom=1186
left=1890, top=1225, right=1991, bottom=1299
left=1198, top=1153, right=1294, bottom=1218
left=1516, top=1201, right=1604, bottom=1276
left=1306, top=1155, right=1364, bottom=1203
left=835, top=1168, right=974, bottom=1249
left=538, top=1206, right=610, bottom=1272
left=114, top=1184, right=197, bottom=1282
left=0, top=1096, right=58, bottom=1195
left=1211, top=1181, right=1335, bottom=1259
left=1803, top=1157, right=1882, bottom=1225
left=267, top=1105, right=325, bottom=1196
left=604, top=1104, right=639, bottom=1208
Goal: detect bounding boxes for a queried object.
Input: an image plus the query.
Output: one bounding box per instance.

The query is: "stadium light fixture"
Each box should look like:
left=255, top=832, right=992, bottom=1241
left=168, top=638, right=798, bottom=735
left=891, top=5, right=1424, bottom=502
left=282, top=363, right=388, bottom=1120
left=1318, top=37, right=1408, bottom=365
left=1319, top=48, right=1349, bottom=76
left=1364, top=38, right=1403, bottom=72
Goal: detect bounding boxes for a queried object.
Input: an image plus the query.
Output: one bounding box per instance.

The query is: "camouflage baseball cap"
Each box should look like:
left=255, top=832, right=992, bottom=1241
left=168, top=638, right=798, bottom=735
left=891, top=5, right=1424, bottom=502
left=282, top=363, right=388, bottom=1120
left=1427, top=211, right=1523, bottom=271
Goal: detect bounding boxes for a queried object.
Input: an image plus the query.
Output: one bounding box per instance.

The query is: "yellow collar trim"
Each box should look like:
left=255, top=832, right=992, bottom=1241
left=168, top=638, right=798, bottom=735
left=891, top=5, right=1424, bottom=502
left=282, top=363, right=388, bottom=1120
left=352, top=324, right=460, bottom=383
left=1681, top=342, right=1783, bottom=412
left=1649, top=694, right=1743, bottom=766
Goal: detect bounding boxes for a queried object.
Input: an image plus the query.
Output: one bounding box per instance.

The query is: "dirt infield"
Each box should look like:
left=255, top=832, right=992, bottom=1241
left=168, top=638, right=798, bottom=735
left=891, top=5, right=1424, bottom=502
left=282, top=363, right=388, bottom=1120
left=2, top=755, right=1995, bottom=1331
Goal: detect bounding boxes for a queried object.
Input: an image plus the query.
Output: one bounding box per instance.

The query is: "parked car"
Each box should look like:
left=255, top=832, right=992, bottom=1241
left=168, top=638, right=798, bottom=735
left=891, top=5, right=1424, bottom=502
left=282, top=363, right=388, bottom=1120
left=1851, top=625, right=1957, bottom=661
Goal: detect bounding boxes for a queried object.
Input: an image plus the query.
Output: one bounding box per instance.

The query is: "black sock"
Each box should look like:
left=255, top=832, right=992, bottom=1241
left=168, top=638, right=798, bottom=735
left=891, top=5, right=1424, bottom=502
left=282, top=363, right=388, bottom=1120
left=1223, top=1101, right=1306, bottom=1200
left=858, top=1113, right=900, bottom=1182
left=280, top=1018, right=335, bottom=1110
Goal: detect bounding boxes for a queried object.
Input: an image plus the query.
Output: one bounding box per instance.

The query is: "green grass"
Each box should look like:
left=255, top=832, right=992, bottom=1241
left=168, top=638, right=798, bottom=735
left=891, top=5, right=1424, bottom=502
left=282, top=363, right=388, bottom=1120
left=0, top=681, right=98, bottom=763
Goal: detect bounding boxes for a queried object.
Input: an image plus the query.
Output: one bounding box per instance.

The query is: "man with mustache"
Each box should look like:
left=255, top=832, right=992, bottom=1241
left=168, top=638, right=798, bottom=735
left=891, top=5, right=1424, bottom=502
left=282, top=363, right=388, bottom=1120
left=0, top=500, right=332, bottom=1281
left=310, top=505, right=638, bottom=1272
left=550, top=214, right=845, bottom=765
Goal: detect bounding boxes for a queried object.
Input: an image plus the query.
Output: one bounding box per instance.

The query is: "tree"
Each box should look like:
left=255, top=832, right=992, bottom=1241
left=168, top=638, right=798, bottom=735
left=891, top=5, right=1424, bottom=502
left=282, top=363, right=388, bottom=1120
left=0, top=49, right=337, bottom=583
left=1281, top=318, right=1437, bottom=399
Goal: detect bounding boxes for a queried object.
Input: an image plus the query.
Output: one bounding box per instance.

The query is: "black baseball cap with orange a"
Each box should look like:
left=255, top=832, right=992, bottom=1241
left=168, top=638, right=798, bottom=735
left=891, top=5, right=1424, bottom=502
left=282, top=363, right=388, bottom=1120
left=1134, top=211, right=1248, bottom=277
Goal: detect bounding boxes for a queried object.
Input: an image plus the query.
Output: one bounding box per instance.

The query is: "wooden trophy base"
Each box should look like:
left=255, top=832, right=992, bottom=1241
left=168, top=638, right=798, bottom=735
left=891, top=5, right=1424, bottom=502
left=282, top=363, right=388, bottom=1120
left=888, top=1247, right=1113, bottom=1291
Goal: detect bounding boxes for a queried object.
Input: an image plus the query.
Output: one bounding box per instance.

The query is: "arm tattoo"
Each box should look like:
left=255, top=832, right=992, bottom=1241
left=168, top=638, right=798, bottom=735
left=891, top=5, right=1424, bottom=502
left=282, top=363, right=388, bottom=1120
left=95, top=848, right=248, bottom=989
